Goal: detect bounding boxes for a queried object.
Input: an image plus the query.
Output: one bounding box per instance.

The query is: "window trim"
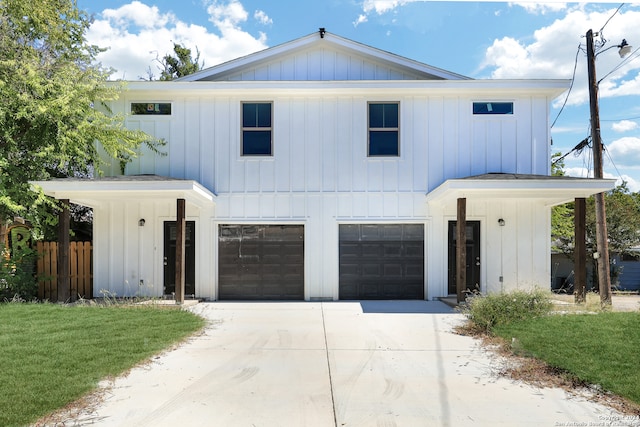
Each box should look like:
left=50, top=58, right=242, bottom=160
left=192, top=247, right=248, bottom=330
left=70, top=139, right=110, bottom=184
left=367, top=101, right=400, bottom=157
left=241, top=101, right=273, bottom=157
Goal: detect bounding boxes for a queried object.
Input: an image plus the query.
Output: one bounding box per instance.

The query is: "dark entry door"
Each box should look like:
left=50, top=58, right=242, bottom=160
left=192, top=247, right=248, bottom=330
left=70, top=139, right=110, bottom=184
left=164, top=221, right=196, bottom=297
left=448, top=221, right=481, bottom=295
left=218, top=225, right=304, bottom=300
left=339, top=224, right=424, bottom=300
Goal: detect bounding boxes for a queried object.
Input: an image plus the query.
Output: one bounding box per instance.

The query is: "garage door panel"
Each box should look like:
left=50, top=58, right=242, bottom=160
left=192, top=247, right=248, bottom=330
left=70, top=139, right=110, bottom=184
left=218, top=225, right=304, bottom=300
left=383, top=244, right=402, bottom=256
left=383, top=264, right=403, bottom=276
left=339, top=224, right=424, bottom=300
left=362, top=264, right=382, bottom=276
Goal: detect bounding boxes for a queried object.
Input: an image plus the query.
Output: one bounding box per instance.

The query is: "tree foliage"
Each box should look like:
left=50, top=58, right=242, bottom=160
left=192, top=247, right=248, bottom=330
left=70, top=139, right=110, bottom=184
left=550, top=153, right=575, bottom=253
left=155, top=43, right=203, bottom=81
left=551, top=152, right=640, bottom=260
left=0, top=0, right=158, bottom=233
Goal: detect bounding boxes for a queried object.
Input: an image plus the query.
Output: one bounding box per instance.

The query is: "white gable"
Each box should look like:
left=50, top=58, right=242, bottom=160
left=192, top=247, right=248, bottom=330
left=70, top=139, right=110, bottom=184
left=178, top=30, right=469, bottom=82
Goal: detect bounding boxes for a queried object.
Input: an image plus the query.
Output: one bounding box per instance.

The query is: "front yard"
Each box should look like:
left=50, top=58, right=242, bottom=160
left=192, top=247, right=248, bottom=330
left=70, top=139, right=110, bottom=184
left=494, top=311, right=640, bottom=408
left=0, top=303, right=205, bottom=427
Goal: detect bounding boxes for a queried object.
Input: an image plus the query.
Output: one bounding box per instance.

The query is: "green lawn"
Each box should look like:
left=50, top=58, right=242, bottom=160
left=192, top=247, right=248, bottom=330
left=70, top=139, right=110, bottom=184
left=0, top=303, right=205, bottom=427
left=494, top=312, right=640, bottom=405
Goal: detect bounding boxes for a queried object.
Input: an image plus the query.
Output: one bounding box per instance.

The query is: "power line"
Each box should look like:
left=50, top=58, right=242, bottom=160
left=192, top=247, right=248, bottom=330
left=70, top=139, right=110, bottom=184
left=603, top=142, right=624, bottom=182
left=598, top=45, right=640, bottom=84
left=552, top=136, right=591, bottom=166
left=601, top=115, right=640, bottom=122
left=599, top=3, right=625, bottom=35
left=551, top=44, right=581, bottom=129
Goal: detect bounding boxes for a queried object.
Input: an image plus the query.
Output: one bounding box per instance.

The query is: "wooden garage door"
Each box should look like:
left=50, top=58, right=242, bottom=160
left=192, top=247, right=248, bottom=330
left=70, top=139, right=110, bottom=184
left=218, top=225, right=304, bottom=300
left=339, top=224, right=424, bottom=300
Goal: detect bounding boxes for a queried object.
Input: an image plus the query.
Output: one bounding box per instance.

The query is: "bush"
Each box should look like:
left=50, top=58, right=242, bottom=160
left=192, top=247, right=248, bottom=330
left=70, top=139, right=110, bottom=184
left=0, top=246, right=38, bottom=300
left=461, top=288, right=553, bottom=333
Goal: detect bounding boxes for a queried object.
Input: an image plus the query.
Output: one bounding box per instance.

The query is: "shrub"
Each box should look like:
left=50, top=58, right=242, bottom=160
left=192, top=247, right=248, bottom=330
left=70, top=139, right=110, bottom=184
left=0, top=246, right=39, bottom=300
left=460, top=288, right=553, bottom=333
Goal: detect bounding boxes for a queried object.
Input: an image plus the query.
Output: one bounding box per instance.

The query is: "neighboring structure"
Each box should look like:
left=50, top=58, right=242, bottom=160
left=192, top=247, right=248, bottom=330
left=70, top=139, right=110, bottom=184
left=34, top=30, right=615, bottom=301
left=552, top=251, right=640, bottom=293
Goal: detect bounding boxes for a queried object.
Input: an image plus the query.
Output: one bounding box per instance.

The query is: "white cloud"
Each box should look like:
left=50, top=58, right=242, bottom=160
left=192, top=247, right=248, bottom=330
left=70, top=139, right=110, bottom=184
left=85, top=1, right=267, bottom=80
left=564, top=165, right=638, bottom=190
left=565, top=166, right=592, bottom=179
left=618, top=174, right=640, bottom=192
left=606, top=136, right=640, bottom=167
left=362, top=0, right=410, bottom=15
left=479, top=7, right=640, bottom=107
left=101, top=1, right=174, bottom=29
left=353, top=14, right=368, bottom=27
left=254, top=10, right=272, bottom=26
left=207, top=0, right=248, bottom=30
left=612, top=120, right=639, bottom=132
left=510, top=2, right=567, bottom=15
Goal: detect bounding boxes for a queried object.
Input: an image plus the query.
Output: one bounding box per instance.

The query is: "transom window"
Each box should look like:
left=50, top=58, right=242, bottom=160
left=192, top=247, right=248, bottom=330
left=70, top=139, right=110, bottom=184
left=368, top=102, right=399, bottom=156
left=131, top=102, right=172, bottom=115
left=473, top=102, right=514, bottom=115
left=242, top=102, right=272, bottom=156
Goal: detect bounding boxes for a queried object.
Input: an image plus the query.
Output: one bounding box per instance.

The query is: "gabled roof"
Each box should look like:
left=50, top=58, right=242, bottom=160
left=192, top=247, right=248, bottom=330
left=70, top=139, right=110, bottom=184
left=177, top=29, right=470, bottom=82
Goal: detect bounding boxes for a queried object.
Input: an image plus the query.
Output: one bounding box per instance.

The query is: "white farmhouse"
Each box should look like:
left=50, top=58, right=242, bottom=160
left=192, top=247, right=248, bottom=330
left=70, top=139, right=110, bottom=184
left=35, top=30, right=614, bottom=301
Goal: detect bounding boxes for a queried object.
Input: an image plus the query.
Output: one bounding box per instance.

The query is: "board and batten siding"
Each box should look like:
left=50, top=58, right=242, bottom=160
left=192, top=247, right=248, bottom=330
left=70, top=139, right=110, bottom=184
left=97, top=91, right=554, bottom=299
left=92, top=198, right=216, bottom=299
left=204, top=47, right=431, bottom=82
left=115, top=94, right=550, bottom=196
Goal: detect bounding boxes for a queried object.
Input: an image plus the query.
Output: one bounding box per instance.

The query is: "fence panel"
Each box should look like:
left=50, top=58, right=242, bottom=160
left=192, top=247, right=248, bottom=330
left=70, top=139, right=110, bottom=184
left=36, top=241, right=92, bottom=301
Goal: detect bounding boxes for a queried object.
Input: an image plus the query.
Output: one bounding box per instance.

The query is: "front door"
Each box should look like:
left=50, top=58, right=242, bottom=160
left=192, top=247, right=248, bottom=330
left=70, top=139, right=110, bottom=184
left=447, top=221, right=481, bottom=295
left=164, top=221, right=196, bottom=297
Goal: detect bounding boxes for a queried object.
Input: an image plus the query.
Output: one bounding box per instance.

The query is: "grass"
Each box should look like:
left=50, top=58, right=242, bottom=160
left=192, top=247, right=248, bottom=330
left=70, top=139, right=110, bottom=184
left=493, top=311, right=640, bottom=406
left=0, top=303, right=205, bottom=427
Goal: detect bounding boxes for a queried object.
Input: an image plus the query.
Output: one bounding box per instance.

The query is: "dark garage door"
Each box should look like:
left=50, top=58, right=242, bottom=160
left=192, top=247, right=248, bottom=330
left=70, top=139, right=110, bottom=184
left=339, top=224, right=424, bottom=300
left=218, top=225, right=304, bottom=300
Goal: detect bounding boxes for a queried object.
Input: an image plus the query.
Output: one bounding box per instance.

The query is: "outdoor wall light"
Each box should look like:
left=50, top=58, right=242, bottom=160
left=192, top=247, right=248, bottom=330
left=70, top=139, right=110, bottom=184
left=498, top=218, right=505, bottom=226
left=138, top=218, right=145, bottom=226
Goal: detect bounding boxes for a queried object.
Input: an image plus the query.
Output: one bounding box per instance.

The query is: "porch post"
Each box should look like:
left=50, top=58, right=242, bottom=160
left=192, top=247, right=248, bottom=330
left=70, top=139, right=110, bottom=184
left=57, top=199, right=71, bottom=302
left=574, top=198, right=587, bottom=303
left=175, top=198, right=186, bottom=305
left=456, top=198, right=467, bottom=303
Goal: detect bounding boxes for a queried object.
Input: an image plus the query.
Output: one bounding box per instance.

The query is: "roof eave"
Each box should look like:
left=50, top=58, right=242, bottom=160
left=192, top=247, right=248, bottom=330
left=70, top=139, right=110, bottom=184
left=31, top=178, right=216, bottom=209
left=426, top=177, right=616, bottom=207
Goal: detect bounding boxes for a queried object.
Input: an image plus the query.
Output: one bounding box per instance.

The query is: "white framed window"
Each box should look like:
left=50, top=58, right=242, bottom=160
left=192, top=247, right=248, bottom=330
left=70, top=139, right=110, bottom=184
left=472, top=102, right=514, bottom=115
left=131, top=102, right=172, bottom=115
left=242, top=102, right=273, bottom=156
left=368, top=102, right=399, bottom=156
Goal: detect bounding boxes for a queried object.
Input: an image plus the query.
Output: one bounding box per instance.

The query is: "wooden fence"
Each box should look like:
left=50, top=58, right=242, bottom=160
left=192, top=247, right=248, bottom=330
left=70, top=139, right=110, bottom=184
left=36, top=241, right=92, bottom=301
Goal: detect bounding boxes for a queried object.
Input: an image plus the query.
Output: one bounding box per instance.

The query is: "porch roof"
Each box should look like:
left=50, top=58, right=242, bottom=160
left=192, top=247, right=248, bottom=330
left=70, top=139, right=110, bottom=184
left=31, top=175, right=216, bottom=209
left=426, top=173, right=616, bottom=207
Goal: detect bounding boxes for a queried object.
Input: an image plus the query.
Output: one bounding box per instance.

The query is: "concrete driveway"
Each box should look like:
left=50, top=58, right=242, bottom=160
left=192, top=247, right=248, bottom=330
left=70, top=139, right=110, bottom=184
left=62, top=301, right=628, bottom=426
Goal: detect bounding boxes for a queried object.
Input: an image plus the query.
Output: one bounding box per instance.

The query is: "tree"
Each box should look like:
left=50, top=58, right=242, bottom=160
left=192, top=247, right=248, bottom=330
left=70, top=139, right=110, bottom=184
left=585, top=182, right=640, bottom=259
left=154, top=43, right=203, bottom=81
left=551, top=153, right=575, bottom=254
left=551, top=153, right=640, bottom=289
left=0, top=0, right=160, bottom=236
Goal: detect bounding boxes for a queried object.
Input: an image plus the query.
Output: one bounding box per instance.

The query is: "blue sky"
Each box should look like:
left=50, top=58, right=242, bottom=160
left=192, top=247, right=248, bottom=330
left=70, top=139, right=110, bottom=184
left=78, top=1, right=640, bottom=191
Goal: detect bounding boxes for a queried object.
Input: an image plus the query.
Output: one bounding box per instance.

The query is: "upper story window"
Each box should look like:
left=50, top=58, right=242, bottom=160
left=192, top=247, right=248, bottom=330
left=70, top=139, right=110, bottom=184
left=131, top=102, right=172, bottom=115
left=242, top=102, right=272, bottom=156
left=368, top=102, right=399, bottom=156
left=473, top=102, right=514, bottom=115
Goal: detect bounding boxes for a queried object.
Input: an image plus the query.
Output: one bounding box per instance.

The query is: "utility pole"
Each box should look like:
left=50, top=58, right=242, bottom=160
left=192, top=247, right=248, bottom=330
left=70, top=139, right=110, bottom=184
left=586, top=29, right=612, bottom=306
